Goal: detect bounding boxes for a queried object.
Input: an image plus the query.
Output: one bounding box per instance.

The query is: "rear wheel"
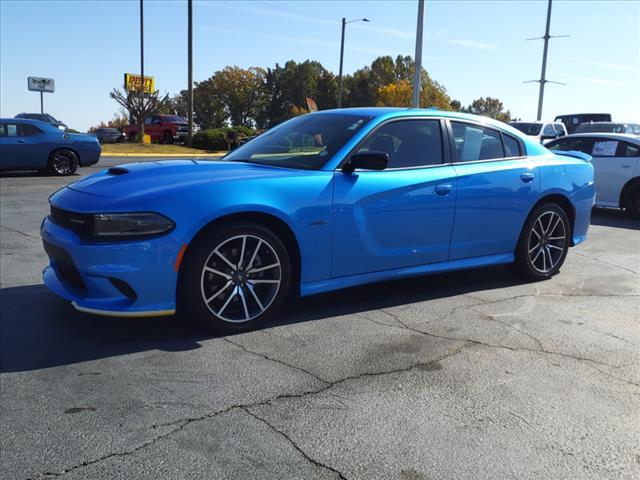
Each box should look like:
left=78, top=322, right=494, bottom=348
left=180, top=223, right=291, bottom=333
left=515, top=203, right=570, bottom=280
left=47, top=149, right=78, bottom=176
left=625, top=185, right=640, bottom=219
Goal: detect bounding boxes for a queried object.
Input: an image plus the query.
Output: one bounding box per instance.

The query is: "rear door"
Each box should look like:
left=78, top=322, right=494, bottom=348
left=332, top=118, right=457, bottom=277
left=447, top=120, right=539, bottom=260
left=590, top=138, right=640, bottom=206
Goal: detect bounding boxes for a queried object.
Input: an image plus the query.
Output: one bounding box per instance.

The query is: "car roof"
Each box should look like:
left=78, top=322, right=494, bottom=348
left=550, top=133, right=640, bottom=144
left=0, top=117, right=59, bottom=130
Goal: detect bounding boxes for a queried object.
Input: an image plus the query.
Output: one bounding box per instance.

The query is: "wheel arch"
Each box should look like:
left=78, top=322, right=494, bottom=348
left=525, top=193, right=576, bottom=245
left=178, top=211, right=302, bottom=295
left=619, top=177, right=640, bottom=210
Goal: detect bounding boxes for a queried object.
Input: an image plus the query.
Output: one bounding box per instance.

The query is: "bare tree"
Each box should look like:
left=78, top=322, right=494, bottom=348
left=110, top=88, right=172, bottom=142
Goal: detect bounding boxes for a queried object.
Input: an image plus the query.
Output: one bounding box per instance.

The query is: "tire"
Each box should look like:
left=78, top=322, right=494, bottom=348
left=515, top=203, right=570, bottom=281
left=625, top=185, right=640, bottom=219
left=47, top=149, right=79, bottom=176
left=163, top=131, right=174, bottom=145
left=179, top=223, right=292, bottom=333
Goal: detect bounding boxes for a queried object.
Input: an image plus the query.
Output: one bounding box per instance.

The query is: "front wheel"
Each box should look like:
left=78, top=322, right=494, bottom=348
left=48, top=149, right=79, bottom=176
left=179, top=223, right=292, bottom=333
left=515, top=203, right=570, bottom=280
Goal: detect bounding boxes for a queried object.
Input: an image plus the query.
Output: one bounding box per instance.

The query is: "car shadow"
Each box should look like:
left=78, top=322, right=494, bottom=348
left=0, top=265, right=526, bottom=373
left=591, top=208, right=639, bottom=230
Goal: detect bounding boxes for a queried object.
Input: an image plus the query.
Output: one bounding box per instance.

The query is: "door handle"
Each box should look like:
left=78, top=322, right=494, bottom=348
left=17, top=139, right=27, bottom=144
left=520, top=173, right=535, bottom=183
left=435, top=184, right=453, bottom=195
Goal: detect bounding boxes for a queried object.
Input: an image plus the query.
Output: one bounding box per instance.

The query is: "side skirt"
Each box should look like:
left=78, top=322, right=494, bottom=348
left=301, top=253, right=515, bottom=297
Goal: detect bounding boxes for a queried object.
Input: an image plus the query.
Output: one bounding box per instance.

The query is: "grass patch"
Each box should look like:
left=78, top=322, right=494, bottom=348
left=101, top=143, right=226, bottom=155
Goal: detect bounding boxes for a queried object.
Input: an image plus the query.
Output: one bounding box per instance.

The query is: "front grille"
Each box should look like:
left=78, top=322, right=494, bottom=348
left=50, top=206, right=93, bottom=236
left=43, top=240, right=87, bottom=296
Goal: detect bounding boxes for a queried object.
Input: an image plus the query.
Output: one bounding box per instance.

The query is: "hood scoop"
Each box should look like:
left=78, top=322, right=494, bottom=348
left=107, top=167, right=130, bottom=175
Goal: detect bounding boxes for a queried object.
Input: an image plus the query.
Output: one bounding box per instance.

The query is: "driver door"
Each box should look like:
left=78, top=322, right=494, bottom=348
left=332, top=118, right=456, bottom=278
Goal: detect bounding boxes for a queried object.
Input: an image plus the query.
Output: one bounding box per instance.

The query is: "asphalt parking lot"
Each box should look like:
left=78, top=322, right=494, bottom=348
left=1, top=157, right=639, bottom=480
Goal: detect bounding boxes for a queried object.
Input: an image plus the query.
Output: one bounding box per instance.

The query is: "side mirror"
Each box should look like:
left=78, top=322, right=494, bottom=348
left=540, top=134, right=557, bottom=141
left=342, top=151, right=389, bottom=174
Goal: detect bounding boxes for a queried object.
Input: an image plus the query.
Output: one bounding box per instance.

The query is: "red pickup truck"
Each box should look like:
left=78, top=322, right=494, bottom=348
left=124, top=115, right=191, bottom=143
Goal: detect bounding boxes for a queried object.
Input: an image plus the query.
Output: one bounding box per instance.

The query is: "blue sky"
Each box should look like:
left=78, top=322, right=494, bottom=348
left=1, top=0, right=638, bottom=131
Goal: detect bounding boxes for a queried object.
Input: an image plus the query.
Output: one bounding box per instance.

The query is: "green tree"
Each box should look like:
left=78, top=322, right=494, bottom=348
left=463, top=97, right=512, bottom=122
left=213, top=66, right=267, bottom=127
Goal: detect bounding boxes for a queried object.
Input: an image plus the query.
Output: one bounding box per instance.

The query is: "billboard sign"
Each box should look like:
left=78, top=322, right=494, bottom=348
left=124, top=73, right=155, bottom=94
left=27, top=77, right=55, bottom=93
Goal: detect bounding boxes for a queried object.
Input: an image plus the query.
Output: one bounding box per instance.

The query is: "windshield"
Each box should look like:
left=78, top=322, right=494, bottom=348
left=224, top=113, right=372, bottom=170
left=574, top=123, right=621, bottom=133
left=510, top=123, right=542, bottom=136
left=161, top=115, right=187, bottom=123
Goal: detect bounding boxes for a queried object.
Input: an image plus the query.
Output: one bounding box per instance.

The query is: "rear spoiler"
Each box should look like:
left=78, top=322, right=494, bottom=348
left=553, top=150, right=592, bottom=162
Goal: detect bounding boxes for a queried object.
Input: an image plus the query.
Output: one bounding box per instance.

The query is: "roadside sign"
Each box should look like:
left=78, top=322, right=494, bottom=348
left=124, top=73, right=155, bottom=94
left=27, top=77, right=55, bottom=93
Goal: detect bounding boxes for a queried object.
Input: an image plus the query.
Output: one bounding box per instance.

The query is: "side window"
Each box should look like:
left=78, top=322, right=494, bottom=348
left=357, top=119, right=443, bottom=168
left=152, top=116, right=161, bottom=125
left=592, top=140, right=619, bottom=157
left=143, top=117, right=152, bottom=125
left=554, top=124, right=566, bottom=136
left=451, top=122, right=504, bottom=161
left=547, top=138, right=594, bottom=153
left=20, top=124, right=42, bottom=136
left=1, top=124, right=19, bottom=137
left=542, top=124, right=555, bottom=136
left=617, top=142, right=640, bottom=158
left=502, top=134, right=521, bottom=157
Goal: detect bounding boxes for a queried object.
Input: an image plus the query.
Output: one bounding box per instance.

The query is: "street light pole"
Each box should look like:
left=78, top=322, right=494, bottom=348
left=337, top=17, right=369, bottom=108
left=337, top=18, right=346, bottom=108
left=187, top=0, right=194, bottom=144
left=536, top=0, right=552, bottom=121
left=411, top=0, right=425, bottom=108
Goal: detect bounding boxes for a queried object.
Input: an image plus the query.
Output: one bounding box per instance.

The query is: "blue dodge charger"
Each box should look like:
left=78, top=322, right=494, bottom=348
left=41, top=108, right=594, bottom=331
left=0, top=118, right=101, bottom=175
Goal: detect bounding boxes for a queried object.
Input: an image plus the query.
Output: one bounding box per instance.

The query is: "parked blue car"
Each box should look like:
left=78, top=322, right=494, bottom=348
left=0, top=118, right=101, bottom=175
left=41, top=108, right=594, bottom=331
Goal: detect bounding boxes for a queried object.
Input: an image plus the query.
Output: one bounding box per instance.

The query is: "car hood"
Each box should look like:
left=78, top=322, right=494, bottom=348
left=66, top=160, right=306, bottom=198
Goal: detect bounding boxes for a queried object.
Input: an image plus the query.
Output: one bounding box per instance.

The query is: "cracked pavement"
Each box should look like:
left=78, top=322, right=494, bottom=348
left=1, top=158, right=639, bottom=479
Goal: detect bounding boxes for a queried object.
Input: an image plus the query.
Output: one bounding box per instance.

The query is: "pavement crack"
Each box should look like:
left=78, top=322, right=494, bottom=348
left=0, top=224, right=39, bottom=243
left=223, top=336, right=330, bottom=384
left=241, top=407, right=348, bottom=479
left=573, top=251, right=639, bottom=276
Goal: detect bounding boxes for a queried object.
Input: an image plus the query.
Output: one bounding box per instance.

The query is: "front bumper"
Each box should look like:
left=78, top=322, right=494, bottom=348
left=41, top=216, right=180, bottom=317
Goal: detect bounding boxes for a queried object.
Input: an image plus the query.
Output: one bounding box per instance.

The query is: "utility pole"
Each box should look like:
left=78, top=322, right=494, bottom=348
left=187, top=0, right=194, bottom=144
left=337, top=18, right=346, bottom=108
left=337, top=17, right=369, bottom=108
left=40, top=92, right=43, bottom=114
left=139, top=0, right=145, bottom=140
left=524, top=0, right=567, bottom=120
left=411, top=0, right=425, bottom=108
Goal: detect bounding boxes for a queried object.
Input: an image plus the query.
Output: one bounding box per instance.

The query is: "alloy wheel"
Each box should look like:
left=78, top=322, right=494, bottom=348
left=200, top=234, right=282, bottom=323
left=51, top=152, right=74, bottom=175
left=527, top=210, right=567, bottom=274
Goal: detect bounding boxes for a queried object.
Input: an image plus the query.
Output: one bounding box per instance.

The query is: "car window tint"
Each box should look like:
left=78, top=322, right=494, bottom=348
left=357, top=119, right=443, bottom=168
left=618, top=142, right=640, bottom=157
left=543, top=124, right=555, bottom=136
left=451, top=122, right=504, bottom=161
left=546, top=138, right=594, bottom=153
left=502, top=134, right=521, bottom=157
left=20, top=124, right=41, bottom=136
left=592, top=140, right=619, bottom=157
left=1, top=124, right=19, bottom=137
left=554, top=124, right=566, bottom=136
left=144, top=117, right=152, bottom=125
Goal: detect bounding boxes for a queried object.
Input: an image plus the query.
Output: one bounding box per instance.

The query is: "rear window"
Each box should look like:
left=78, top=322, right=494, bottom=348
left=510, top=123, right=542, bottom=136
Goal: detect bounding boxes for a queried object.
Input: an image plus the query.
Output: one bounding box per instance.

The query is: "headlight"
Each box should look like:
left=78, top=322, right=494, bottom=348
left=93, top=213, right=174, bottom=237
